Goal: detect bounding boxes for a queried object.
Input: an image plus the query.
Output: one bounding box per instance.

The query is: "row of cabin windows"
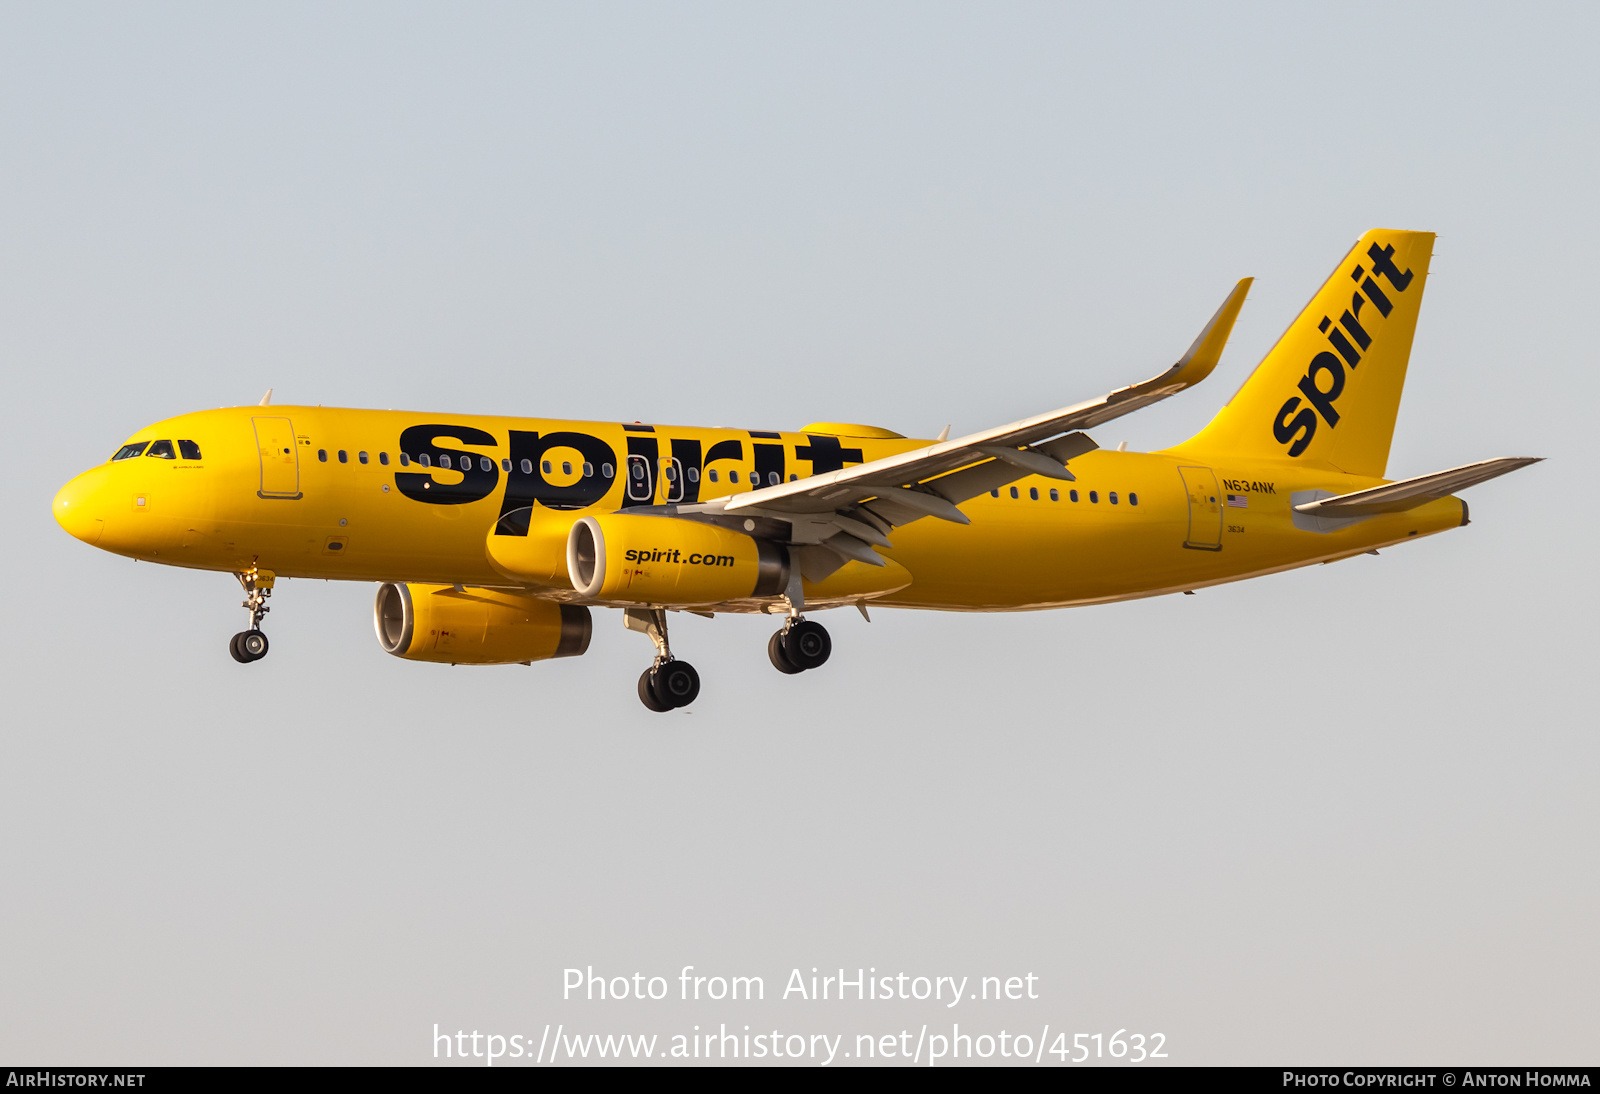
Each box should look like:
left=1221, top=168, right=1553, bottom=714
left=992, top=485, right=1139, bottom=506
left=314, top=449, right=622, bottom=478
left=311, top=448, right=797, bottom=487
left=111, top=440, right=202, bottom=461
left=704, top=469, right=793, bottom=485
left=317, top=449, right=391, bottom=466
left=108, top=441, right=1106, bottom=503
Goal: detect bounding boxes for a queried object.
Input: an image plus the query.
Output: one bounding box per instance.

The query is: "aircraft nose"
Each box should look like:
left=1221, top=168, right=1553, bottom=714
left=54, top=468, right=107, bottom=546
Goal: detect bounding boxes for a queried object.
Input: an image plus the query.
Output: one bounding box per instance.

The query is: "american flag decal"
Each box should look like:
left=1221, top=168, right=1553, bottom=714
left=1227, top=494, right=1248, bottom=508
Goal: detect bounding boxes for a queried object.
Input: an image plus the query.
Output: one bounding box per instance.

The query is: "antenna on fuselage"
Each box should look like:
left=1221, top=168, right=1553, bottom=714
left=259, top=389, right=273, bottom=406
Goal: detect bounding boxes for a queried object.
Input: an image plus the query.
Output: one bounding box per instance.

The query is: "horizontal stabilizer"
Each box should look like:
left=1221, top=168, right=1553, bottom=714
left=1291, top=457, right=1542, bottom=518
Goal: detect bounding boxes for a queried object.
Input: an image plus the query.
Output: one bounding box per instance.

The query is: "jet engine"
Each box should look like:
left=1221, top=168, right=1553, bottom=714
left=566, top=513, right=788, bottom=606
left=374, top=583, right=591, bottom=665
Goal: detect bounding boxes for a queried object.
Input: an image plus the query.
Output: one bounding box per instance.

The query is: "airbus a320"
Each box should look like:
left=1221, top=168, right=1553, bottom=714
left=54, top=230, right=1538, bottom=711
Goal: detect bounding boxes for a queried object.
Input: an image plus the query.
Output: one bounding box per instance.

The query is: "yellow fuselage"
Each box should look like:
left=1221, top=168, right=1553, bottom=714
left=53, top=405, right=1465, bottom=610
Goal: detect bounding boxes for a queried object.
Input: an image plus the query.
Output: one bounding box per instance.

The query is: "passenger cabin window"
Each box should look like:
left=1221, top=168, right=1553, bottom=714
left=112, top=442, right=149, bottom=461
left=687, top=467, right=698, bottom=482
left=544, top=460, right=554, bottom=474
left=439, top=454, right=452, bottom=469
left=1029, top=487, right=1039, bottom=500
left=1109, top=491, right=1119, bottom=504
left=1049, top=488, right=1059, bottom=501
left=1009, top=486, right=1019, bottom=499
left=601, top=463, right=614, bottom=478
left=379, top=452, right=390, bottom=466
left=501, top=459, right=511, bottom=472
left=768, top=472, right=780, bottom=486
left=1089, top=490, right=1099, bottom=503
left=709, top=470, right=719, bottom=482
left=521, top=459, right=533, bottom=474
left=1130, top=492, right=1139, bottom=506
left=1070, top=489, right=1079, bottom=502
left=147, top=440, right=176, bottom=459
left=178, top=440, right=202, bottom=460
left=990, top=489, right=999, bottom=497
left=358, top=451, right=369, bottom=464
left=317, top=449, right=328, bottom=462
left=584, top=462, right=595, bottom=478
left=419, top=454, right=431, bottom=468
left=338, top=450, right=348, bottom=463
left=562, top=461, right=573, bottom=476
left=399, top=453, right=410, bottom=466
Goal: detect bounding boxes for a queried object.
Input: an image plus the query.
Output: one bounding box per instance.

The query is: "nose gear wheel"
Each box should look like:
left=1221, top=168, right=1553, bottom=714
left=230, top=629, right=269, bottom=663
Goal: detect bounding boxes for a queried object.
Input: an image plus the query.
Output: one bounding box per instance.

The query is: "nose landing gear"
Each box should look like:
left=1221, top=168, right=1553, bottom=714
left=229, top=569, right=274, bottom=664
left=625, top=608, right=701, bottom=712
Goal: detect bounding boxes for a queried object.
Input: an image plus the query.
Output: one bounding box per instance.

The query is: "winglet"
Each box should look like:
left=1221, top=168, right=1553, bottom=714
left=1167, top=277, right=1252, bottom=390
left=259, top=388, right=273, bottom=406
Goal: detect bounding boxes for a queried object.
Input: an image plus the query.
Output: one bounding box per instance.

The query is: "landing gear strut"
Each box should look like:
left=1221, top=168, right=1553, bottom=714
left=230, top=568, right=274, bottom=664
left=625, top=608, right=701, bottom=712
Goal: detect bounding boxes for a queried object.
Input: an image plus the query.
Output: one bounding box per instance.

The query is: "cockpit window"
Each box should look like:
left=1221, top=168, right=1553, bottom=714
left=146, top=440, right=176, bottom=459
left=178, top=440, right=202, bottom=460
left=111, top=442, right=149, bottom=461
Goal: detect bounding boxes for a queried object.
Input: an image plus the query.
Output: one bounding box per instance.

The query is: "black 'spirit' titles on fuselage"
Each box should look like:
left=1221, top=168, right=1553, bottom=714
left=392, top=428, right=864, bottom=518
left=1273, top=242, right=1415, bottom=458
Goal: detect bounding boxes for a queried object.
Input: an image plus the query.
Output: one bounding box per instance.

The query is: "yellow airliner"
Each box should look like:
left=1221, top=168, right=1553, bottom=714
left=53, top=229, right=1538, bottom=710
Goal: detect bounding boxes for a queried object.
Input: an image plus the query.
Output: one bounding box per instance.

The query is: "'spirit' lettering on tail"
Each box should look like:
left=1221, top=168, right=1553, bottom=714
left=1271, top=243, right=1416, bottom=457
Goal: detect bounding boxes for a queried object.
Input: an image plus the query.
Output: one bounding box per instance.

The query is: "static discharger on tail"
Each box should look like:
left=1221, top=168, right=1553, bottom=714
left=53, top=230, right=1540, bottom=712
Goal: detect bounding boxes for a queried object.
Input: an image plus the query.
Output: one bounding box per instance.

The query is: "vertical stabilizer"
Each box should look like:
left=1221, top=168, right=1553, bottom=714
left=1173, top=229, right=1434, bottom=477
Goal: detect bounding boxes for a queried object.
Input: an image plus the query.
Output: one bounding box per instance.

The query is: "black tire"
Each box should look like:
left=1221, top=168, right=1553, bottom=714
left=781, top=620, right=831, bottom=671
left=654, top=660, right=701, bottom=708
left=768, top=630, right=804, bottom=674
left=229, top=632, right=250, bottom=663
left=239, top=630, right=269, bottom=662
left=638, top=668, right=671, bottom=712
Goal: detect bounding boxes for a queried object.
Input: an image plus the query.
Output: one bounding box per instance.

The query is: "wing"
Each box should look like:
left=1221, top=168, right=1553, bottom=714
left=678, top=277, right=1254, bottom=577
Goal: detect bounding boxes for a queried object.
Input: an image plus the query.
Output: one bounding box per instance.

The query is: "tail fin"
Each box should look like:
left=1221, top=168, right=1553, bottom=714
left=1175, top=229, right=1435, bottom=477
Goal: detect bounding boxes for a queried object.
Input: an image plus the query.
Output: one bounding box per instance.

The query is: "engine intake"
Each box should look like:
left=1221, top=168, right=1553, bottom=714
left=374, top=583, right=590, bottom=665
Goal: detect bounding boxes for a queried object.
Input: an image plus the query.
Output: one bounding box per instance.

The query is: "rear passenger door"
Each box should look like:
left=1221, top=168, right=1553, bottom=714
left=1178, top=465, right=1222, bottom=550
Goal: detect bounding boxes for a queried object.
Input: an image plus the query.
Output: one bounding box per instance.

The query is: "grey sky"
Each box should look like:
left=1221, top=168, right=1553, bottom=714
left=1, top=2, right=1594, bottom=1065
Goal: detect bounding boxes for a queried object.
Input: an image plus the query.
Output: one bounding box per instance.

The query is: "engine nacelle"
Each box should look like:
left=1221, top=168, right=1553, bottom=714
left=567, top=513, right=788, bottom=606
left=374, top=583, right=591, bottom=665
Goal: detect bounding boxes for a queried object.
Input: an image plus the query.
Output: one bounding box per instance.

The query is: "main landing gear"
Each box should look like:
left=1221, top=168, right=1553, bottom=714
left=625, top=608, right=701, bottom=713
left=768, top=572, right=831, bottom=675
left=768, top=618, right=831, bottom=674
left=229, top=569, right=274, bottom=664
left=622, top=593, right=832, bottom=711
